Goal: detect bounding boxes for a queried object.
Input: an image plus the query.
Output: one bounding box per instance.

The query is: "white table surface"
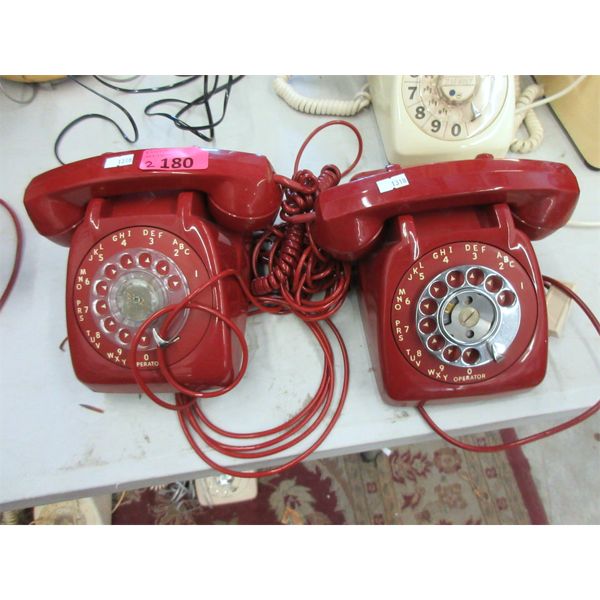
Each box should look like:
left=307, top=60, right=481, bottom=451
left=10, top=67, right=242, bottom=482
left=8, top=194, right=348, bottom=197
left=0, top=75, right=598, bottom=511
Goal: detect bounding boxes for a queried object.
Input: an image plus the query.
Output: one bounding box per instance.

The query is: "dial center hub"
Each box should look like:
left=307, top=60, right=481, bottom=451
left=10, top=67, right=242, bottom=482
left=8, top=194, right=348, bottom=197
left=112, top=271, right=166, bottom=325
left=459, top=306, right=480, bottom=328
left=437, top=75, right=479, bottom=104
left=441, top=289, right=497, bottom=345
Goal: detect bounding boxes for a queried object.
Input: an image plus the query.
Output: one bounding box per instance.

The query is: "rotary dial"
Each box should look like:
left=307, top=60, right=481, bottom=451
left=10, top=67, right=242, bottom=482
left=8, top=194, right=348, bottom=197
left=416, top=265, right=521, bottom=368
left=73, top=226, right=210, bottom=369
left=402, top=75, right=510, bottom=141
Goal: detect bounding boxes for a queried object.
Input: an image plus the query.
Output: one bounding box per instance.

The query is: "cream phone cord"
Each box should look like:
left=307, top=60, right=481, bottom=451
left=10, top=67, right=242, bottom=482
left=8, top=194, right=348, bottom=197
left=511, top=76, right=545, bottom=153
left=511, top=75, right=588, bottom=153
left=273, top=76, right=371, bottom=116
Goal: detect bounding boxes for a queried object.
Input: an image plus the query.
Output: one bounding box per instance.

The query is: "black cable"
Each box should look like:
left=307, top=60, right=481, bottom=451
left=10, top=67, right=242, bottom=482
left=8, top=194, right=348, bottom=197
left=144, top=76, right=222, bottom=141
left=54, top=75, right=243, bottom=164
left=144, top=76, right=242, bottom=142
left=92, top=75, right=202, bottom=94
left=54, top=76, right=139, bottom=165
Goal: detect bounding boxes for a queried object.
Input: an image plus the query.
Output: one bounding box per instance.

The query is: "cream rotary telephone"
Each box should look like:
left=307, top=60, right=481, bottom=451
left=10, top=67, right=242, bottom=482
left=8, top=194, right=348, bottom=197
left=368, top=75, right=515, bottom=167
left=274, top=75, right=590, bottom=168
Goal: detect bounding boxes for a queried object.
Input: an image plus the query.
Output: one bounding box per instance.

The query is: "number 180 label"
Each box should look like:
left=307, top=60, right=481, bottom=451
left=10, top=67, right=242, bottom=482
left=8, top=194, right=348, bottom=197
left=139, top=147, right=209, bottom=171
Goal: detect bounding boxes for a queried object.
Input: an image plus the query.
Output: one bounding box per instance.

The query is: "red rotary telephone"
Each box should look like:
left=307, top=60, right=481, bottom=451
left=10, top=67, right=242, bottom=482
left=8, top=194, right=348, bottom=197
left=312, top=155, right=580, bottom=404
left=24, top=147, right=281, bottom=392
left=22, top=131, right=357, bottom=478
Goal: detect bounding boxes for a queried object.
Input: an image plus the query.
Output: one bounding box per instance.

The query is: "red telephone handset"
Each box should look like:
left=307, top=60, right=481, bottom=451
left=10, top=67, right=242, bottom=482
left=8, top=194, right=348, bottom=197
left=24, top=148, right=281, bottom=392
left=313, top=155, right=580, bottom=404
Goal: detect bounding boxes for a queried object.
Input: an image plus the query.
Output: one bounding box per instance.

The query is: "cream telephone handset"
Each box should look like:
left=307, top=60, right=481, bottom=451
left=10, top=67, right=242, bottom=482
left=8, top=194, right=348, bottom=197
left=368, top=76, right=515, bottom=167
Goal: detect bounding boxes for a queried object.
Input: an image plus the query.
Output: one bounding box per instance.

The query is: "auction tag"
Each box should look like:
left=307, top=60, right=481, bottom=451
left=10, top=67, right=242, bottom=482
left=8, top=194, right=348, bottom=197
left=376, top=173, right=409, bottom=193
left=139, top=147, right=209, bottom=171
left=104, top=153, right=134, bottom=169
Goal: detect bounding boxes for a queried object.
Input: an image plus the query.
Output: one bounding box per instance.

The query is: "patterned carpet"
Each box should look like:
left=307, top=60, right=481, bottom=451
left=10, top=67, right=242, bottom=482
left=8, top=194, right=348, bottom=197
left=112, top=429, right=548, bottom=525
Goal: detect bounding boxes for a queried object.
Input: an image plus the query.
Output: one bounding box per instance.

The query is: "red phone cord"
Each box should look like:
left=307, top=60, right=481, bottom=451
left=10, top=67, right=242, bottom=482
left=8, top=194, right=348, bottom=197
left=179, top=320, right=349, bottom=474
left=0, top=198, right=23, bottom=312
left=128, top=120, right=360, bottom=477
left=250, top=119, right=362, bottom=321
left=129, top=271, right=349, bottom=477
left=418, top=276, right=600, bottom=452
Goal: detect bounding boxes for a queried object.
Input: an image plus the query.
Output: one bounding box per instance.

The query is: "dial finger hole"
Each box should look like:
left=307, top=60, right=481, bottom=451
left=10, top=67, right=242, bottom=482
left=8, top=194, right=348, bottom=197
left=498, top=290, right=516, bottom=307
left=463, top=348, right=480, bottom=364
left=419, top=317, right=437, bottom=334
left=485, top=275, right=503, bottom=293
left=466, top=268, right=484, bottom=286
left=167, top=276, right=183, bottom=292
left=429, top=281, right=448, bottom=299
left=138, top=330, right=152, bottom=348
left=118, top=329, right=132, bottom=344
left=427, top=335, right=445, bottom=351
left=103, top=317, right=117, bottom=333
left=95, top=281, right=109, bottom=296
left=447, top=270, right=465, bottom=288
left=138, top=252, right=153, bottom=268
left=95, top=300, right=109, bottom=315
left=156, top=260, right=170, bottom=276
left=104, top=264, right=118, bottom=279
left=120, top=254, right=135, bottom=269
left=419, top=298, right=438, bottom=315
left=443, top=345, right=461, bottom=362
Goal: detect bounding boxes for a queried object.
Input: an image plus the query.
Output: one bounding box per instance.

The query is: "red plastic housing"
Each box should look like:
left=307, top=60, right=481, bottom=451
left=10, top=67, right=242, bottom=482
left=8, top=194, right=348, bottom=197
left=313, top=156, right=579, bottom=404
left=24, top=148, right=282, bottom=392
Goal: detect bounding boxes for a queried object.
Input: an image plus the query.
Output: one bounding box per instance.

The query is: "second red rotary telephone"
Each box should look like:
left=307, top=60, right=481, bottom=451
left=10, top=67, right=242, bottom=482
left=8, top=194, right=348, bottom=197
left=312, top=155, right=580, bottom=404
left=24, top=147, right=281, bottom=392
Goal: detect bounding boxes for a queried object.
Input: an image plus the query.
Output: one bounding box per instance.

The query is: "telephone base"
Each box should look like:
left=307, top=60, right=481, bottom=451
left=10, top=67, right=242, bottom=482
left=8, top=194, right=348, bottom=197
left=357, top=205, right=549, bottom=405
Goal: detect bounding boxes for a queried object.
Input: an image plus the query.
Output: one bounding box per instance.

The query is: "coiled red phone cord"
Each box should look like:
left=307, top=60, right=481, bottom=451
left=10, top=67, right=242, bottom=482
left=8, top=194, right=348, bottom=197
left=417, top=276, right=600, bottom=452
left=0, top=198, right=23, bottom=312
left=251, top=120, right=362, bottom=321
left=129, top=120, right=362, bottom=477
